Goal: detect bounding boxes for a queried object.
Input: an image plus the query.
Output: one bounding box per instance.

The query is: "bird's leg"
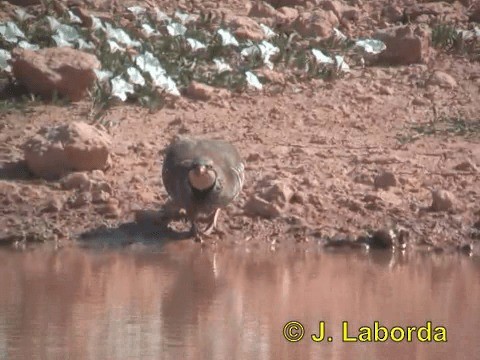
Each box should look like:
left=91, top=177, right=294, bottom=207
left=159, top=200, right=186, bottom=224
left=190, top=221, right=204, bottom=242
left=203, top=209, right=221, bottom=236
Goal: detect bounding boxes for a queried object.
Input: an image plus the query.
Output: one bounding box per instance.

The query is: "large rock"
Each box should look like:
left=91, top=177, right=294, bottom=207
left=232, top=16, right=268, bottom=41
left=292, top=10, right=339, bottom=38
left=11, top=47, right=100, bottom=102
left=374, top=25, right=431, bottom=65
left=23, top=122, right=112, bottom=179
left=276, top=6, right=299, bottom=24
left=248, top=1, right=279, bottom=18
left=320, top=0, right=360, bottom=22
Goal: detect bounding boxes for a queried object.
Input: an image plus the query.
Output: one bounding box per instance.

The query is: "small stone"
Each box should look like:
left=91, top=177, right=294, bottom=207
left=70, top=6, right=94, bottom=27
left=244, top=195, right=282, bottom=218
left=90, top=169, right=106, bottom=180
left=412, top=97, right=430, bottom=106
left=454, top=160, right=478, bottom=172
left=291, top=191, right=306, bottom=205
left=378, top=85, right=394, bottom=95
left=292, top=10, right=339, bottom=38
left=382, top=4, right=403, bottom=22
left=43, top=197, right=63, bottom=212
left=97, top=198, right=121, bottom=217
left=374, top=171, right=397, bottom=189
left=246, top=153, right=261, bottom=162
left=92, top=181, right=112, bottom=194
left=430, top=189, right=455, bottom=212
left=61, top=172, right=91, bottom=191
left=68, top=192, right=91, bottom=208
left=261, top=181, right=294, bottom=207
left=427, top=71, right=457, bottom=89
left=185, top=81, right=215, bottom=101
left=91, top=189, right=110, bottom=203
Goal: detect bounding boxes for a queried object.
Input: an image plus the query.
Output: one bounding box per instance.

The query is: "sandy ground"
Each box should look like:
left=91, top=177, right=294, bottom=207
left=0, top=0, right=479, bottom=250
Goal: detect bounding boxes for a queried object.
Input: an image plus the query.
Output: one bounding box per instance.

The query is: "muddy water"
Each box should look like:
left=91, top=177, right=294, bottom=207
left=0, top=243, right=479, bottom=360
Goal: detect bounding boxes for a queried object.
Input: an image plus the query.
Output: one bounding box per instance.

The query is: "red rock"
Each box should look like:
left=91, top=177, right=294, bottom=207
left=23, top=122, right=112, bottom=179
left=292, top=10, right=339, bottom=38
left=11, top=47, right=100, bottom=102
left=248, top=1, right=278, bottom=18
left=374, top=25, right=431, bottom=65
left=186, top=81, right=215, bottom=101
left=229, top=16, right=266, bottom=41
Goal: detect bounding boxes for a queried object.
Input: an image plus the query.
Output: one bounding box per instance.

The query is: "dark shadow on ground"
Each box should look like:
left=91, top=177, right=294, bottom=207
left=0, top=161, right=34, bottom=180
left=79, top=210, right=193, bottom=249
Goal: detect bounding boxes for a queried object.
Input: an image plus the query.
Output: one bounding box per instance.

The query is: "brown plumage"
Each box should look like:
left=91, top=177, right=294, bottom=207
left=161, top=136, right=245, bottom=237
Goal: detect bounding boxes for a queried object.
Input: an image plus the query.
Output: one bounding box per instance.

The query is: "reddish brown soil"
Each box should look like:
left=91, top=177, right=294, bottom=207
left=0, top=0, right=479, bottom=250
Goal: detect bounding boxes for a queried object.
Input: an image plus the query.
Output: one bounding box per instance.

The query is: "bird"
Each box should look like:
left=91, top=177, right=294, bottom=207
left=161, top=136, right=245, bottom=239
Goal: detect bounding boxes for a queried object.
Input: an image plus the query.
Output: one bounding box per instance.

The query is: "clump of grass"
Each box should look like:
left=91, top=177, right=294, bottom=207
left=396, top=116, right=480, bottom=144
left=432, top=23, right=479, bottom=61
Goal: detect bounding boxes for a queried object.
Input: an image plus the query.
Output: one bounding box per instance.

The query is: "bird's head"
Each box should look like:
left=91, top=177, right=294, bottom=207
left=188, top=158, right=217, bottom=191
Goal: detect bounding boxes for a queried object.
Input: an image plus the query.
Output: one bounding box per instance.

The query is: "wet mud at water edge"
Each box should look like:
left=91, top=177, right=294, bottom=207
left=0, top=244, right=479, bottom=360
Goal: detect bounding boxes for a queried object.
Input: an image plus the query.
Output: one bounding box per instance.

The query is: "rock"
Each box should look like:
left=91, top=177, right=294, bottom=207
left=68, top=191, right=91, bottom=208
left=426, top=71, right=457, bottom=89
left=11, top=47, right=100, bottom=102
left=91, top=180, right=112, bottom=194
left=256, top=68, right=286, bottom=84
left=261, top=181, right=294, bottom=207
left=382, top=4, right=403, bottom=23
left=291, top=191, right=306, bottom=204
left=374, top=171, right=397, bottom=189
left=248, top=1, right=278, bottom=18
left=97, top=198, right=121, bottom=218
left=91, top=189, right=110, bottom=203
left=374, top=25, right=431, bottom=65
left=378, top=85, right=394, bottom=95
left=61, top=172, right=91, bottom=191
left=70, top=6, right=94, bottom=28
left=412, top=97, right=430, bottom=106
left=404, top=2, right=462, bottom=23
left=276, top=6, right=299, bottom=24
left=353, top=173, right=374, bottom=186
left=430, top=189, right=455, bottom=212
left=292, top=10, right=339, bottom=38
left=244, top=194, right=282, bottom=218
left=454, top=160, right=478, bottom=172
left=470, top=7, right=480, bottom=22
left=43, top=197, right=63, bottom=212
left=185, top=81, right=215, bottom=101
left=23, top=122, right=112, bottom=179
left=320, top=0, right=359, bottom=22
left=228, top=16, right=266, bottom=41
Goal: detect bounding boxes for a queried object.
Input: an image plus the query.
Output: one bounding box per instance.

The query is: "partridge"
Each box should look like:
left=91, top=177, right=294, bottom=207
left=161, top=136, right=245, bottom=237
